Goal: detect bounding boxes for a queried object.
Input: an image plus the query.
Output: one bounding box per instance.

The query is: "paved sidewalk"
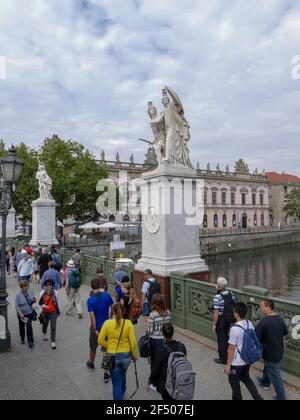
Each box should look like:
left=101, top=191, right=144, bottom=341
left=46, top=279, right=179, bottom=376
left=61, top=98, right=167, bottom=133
left=0, top=277, right=300, bottom=400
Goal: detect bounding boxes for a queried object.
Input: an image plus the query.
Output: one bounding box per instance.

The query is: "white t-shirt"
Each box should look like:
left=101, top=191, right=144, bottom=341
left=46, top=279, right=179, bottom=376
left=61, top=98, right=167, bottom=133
left=141, top=278, right=155, bottom=303
left=228, top=320, right=255, bottom=367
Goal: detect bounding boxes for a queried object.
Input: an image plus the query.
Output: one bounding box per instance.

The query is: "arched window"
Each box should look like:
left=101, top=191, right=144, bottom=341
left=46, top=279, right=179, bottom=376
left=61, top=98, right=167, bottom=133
left=232, top=213, right=237, bottom=227
left=242, top=213, right=247, bottom=229
left=261, top=213, right=265, bottom=226
left=214, top=214, right=218, bottom=228
left=109, top=215, right=116, bottom=223
left=203, top=214, right=208, bottom=228
left=254, top=213, right=257, bottom=226
left=223, top=214, right=227, bottom=227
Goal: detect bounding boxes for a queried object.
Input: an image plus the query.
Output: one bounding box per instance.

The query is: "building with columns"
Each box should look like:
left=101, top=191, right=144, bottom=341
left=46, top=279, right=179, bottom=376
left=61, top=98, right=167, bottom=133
left=98, top=150, right=270, bottom=229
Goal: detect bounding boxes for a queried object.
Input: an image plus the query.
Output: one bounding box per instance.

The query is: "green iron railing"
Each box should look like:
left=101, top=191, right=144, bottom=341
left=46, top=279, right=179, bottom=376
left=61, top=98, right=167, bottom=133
left=170, top=272, right=300, bottom=378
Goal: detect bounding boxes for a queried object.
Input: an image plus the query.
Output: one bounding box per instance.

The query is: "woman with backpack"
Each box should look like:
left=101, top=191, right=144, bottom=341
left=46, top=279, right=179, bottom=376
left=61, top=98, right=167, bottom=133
left=146, top=322, right=188, bottom=402
left=39, top=279, right=60, bottom=350
left=121, top=282, right=142, bottom=324
left=98, top=303, right=138, bottom=400
left=147, top=294, right=171, bottom=369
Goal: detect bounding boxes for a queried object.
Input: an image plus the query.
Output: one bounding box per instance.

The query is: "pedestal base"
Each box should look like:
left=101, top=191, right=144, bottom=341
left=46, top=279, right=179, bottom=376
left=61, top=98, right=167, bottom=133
left=30, top=199, right=58, bottom=246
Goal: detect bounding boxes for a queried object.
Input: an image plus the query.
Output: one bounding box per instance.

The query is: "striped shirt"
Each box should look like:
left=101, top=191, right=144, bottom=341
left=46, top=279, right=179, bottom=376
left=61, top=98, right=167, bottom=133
left=213, top=290, right=235, bottom=315
left=147, top=310, right=172, bottom=340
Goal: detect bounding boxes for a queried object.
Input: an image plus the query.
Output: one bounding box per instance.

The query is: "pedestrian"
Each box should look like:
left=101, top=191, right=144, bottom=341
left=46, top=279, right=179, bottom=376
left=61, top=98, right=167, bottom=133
left=256, top=299, right=288, bottom=401
left=115, top=275, right=129, bottom=302
left=86, top=277, right=114, bottom=381
left=65, top=260, right=83, bottom=319
left=141, top=269, right=161, bottom=319
left=38, top=248, right=52, bottom=280
left=224, top=303, right=263, bottom=401
left=212, top=277, right=235, bottom=365
left=17, top=252, right=35, bottom=282
left=146, top=322, right=187, bottom=402
left=15, top=248, right=23, bottom=272
left=95, top=267, right=108, bottom=291
left=39, top=279, right=60, bottom=350
left=15, top=280, right=36, bottom=349
left=98, top=303, right=138, bottom=401
left=41, top=261, right=63, bottom=291
left=72, top=248, right=83, bottom=272
left=51, top=247, right=62, bottom=272
left=147, top=294, right=171, bottom=369
left=120, top=282, right=141, bottom=324
left=32, top=251, right=40, bottom=284
left=8, top=247, right=16, bottom=277
left=114, top=264, right=128, bottom=284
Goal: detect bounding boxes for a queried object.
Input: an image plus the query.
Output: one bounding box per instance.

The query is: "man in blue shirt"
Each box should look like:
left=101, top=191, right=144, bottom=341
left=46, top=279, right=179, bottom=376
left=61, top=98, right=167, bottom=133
left=87, top=277, right=114, bottom=382
left=41, top=261, right=63, bottom=291
left=114, top=264, right=128, bottom=284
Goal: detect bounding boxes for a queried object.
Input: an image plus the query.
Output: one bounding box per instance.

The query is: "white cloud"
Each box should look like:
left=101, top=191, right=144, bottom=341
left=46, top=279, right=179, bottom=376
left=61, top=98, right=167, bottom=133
left=0, top=0, right=299, bottom=174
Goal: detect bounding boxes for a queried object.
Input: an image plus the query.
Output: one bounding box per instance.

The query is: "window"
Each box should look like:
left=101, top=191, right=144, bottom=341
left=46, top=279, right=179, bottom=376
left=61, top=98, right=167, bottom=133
left=232, top=213, right=237, bottom=227
left=260, top=194, right=264, bottom=206
left=261, top=213, right=265, bottom=226
left=203, top=214, right=208, bottom=228
left=204, top=191, right=207, bottom=205
left=212, top=192, right=217, bottom=205
left=214, top=214, right=218, bottom=228
left=231, top=193, right=235, bottom=205
left=242, top=193, right=246, bottom=206
left=223, top=214, right=227, bottom=227
left=252, top=194, right=256, bottom=205
left=222, top=192, right=227, bottom=205
left=254, top=214, right=257, bottom=226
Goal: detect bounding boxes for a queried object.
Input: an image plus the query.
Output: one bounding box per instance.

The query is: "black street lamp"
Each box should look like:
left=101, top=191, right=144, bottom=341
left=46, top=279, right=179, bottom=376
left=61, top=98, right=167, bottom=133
left=0, top=146, right=24, bottom=352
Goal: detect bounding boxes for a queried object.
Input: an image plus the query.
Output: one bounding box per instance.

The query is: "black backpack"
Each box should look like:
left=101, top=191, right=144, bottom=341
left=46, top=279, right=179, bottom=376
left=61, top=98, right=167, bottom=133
left=147, top=280, right=161, bottom=303
left=221, top=291, right=235, bottom=324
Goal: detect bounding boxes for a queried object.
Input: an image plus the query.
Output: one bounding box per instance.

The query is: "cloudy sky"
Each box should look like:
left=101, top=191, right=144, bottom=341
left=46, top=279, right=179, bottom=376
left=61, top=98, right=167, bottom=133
left=0, top=0, right=300, bottom=174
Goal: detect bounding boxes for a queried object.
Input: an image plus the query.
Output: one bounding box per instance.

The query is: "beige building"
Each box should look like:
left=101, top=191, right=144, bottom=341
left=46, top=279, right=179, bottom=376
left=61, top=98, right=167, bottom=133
left=267, top=172, right=300, bottom=225
left=98, top=151, right=269, bottom=229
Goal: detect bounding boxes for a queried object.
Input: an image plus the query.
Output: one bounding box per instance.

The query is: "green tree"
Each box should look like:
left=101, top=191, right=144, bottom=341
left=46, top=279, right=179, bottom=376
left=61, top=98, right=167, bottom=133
left=284, top=189, right=300, bottom=221
left=40, top=135, right=107, bottom=221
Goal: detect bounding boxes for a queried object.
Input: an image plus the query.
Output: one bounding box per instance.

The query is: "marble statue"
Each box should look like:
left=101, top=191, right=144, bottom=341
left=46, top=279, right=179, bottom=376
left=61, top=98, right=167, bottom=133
left=148, top=86, right=193, bottom=168
left=36, top=162, right=53, bottom=200
left=101, top=151, right=105, bottom=161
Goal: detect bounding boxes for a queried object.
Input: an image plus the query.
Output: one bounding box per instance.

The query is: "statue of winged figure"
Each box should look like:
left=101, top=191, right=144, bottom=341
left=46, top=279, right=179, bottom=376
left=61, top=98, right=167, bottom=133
left=147, top=86, right=193, bottom=168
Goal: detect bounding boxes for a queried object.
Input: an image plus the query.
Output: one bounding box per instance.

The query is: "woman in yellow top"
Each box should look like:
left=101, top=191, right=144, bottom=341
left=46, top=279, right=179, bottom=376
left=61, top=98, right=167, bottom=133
left=98, top=303, right=138, bottom=400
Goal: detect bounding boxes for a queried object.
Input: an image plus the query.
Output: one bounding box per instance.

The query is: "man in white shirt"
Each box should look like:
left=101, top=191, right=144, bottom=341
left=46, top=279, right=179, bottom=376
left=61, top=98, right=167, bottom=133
left=141, top=269, right=157, bottom=319
left=225, top=303, right=263, bottom=401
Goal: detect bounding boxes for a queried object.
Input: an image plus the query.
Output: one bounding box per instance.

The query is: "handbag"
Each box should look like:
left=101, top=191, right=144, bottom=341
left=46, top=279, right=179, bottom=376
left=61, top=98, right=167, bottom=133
left=24, top=293, right=37, bottom=322
left=138, top=332, right=150, bottom=358
left=38, top=311, right=47, bottom=325
left=101, top=320, right=126, bottom=371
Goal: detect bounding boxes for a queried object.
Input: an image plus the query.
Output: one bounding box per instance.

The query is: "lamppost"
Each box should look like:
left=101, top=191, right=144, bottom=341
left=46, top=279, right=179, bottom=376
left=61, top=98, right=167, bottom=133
left=0, top=146, right=24, bottom=352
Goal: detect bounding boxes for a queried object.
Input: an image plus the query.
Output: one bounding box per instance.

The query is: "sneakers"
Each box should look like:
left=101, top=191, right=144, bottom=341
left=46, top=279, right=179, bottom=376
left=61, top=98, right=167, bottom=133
left=104, top=372, right=111, bottom=383
left=78, top=313, right=83, bottom=320
left=43, top=335, right=48, bottom=342
left=51, top=343, right=57, bottom=350
left=66, top=312, right=73, bottom=316
left=257, top=377, right=271, bottom=391
left=87, top=361, right=95, bottom=370
left=149, top=384, right=157, bottom=392
left=214, top=359, right=226, bottom=365
left=20, top=340, right=25, bottom=345
left=29, top=343, right=35, bottom=349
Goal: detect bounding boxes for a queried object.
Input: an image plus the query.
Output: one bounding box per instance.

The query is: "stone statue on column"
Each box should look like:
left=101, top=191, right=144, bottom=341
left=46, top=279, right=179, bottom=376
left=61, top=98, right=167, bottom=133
left=36, top=162, right=53, bottom=200
left=148, top=86, right=193, bottom=168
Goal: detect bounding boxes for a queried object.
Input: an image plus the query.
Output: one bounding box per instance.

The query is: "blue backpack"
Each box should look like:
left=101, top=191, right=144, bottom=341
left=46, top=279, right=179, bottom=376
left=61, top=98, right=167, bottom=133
left=235, top=321, right=262, bottom=365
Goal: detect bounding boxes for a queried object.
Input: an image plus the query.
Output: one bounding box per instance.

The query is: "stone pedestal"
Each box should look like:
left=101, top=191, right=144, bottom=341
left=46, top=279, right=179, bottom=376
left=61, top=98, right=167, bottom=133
left=30, top=199, right=58, bottom=246
left=0, top=207, right=16, bottom=238
left=135, top=164, right=209, bottom=277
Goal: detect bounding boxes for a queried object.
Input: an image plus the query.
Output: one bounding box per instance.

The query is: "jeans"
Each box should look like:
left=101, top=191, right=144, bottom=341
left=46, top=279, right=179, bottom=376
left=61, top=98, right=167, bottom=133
left=18, top=313, right=34, bottom=344
left=216, top=317, right=231, bottom=363
left=109, top=353, right=131, bottom=400
left=42, top=312, right=57, bottom=343
left=150, top=338, right=163, bottom=369
left=18, top=275, right=31, bottom=282
left=142, top=302, right=151, bottom=317
left=229, top=365, right=263, bottom=401
left=260, top=361, right=286, bottom=400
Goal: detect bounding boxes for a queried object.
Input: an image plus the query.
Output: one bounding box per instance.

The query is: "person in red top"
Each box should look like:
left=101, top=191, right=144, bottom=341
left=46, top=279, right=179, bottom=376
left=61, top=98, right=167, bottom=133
left=39, top=279, right=60, bottom=350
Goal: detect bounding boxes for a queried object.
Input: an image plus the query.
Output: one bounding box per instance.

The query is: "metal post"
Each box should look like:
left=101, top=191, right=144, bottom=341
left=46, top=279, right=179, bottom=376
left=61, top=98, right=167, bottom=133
left=0, top=188, right=10, bottom=352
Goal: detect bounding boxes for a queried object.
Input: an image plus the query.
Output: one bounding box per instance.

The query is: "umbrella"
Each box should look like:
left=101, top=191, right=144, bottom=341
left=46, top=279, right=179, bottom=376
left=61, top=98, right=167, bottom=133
left=79, top=222, right=101, bottom=230
left=98, top=222, right=121, bottom=229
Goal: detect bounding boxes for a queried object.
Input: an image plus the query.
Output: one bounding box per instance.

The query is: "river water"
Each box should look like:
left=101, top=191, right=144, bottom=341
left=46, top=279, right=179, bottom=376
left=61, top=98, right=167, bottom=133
left=205, top=242, right=300, bottom=302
